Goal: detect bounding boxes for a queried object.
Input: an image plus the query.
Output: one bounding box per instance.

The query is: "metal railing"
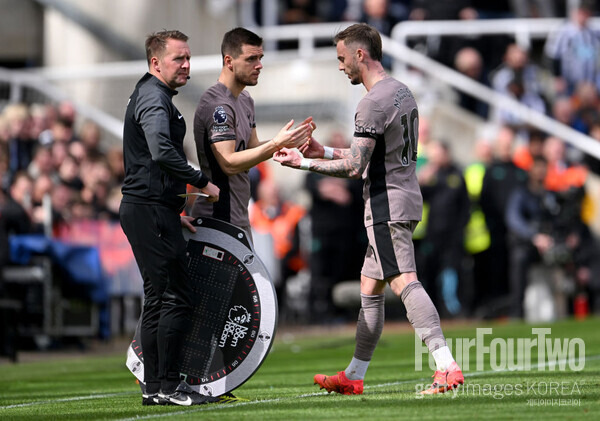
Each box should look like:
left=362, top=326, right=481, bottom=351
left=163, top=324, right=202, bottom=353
left=0, top=67, right=124, bottom=139
left=382, top=34, right=600, bottom=159
left=2, top=20, right=600, bottom=159
left=389, top=17, right=600, bottom=158
left=391, top=17, right=600, bottom=50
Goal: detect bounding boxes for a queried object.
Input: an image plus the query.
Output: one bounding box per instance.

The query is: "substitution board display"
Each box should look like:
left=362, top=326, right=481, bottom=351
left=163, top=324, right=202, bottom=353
left=126, top=217, right=277, bottom=397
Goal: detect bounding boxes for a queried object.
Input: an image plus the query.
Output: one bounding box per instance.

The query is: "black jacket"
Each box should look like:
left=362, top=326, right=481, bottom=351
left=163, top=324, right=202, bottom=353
left=121, top=73, right=209, bottom=211
left=420, top=164, right=470, bottom=248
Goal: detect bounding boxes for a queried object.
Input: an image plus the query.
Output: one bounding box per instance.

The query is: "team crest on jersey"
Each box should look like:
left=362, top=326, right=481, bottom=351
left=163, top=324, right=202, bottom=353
left=213, top=106, right=227, bottom=124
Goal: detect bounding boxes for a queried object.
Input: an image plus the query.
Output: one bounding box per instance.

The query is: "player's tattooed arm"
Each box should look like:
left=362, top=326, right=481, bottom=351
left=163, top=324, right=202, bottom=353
left=311, top=136, right=375, bottom=178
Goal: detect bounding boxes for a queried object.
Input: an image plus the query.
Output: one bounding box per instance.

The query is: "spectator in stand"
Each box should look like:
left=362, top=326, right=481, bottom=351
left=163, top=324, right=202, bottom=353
left=491, top=69, right=547, bottom=138
left=50, top=181, right=75, bottom=228
left=507, top=155, right=600, bottom=318
left=480, top=126, right=527, bottom=310
left=106, top=145, right=125, bottom=185
left=279, top=0, right=321, bottom=49
left=79, top=120, right=103, bottom=157
left=68, top=139, right=88, bottom=163
left=104, top=186, right=122, bottom=221
left=318, top=0, right=349, bottom=22
left=492, top=43, right=544, bottom=98
left=305, top=131, right=366, bottom=323
left=544, top=0, right=600, bottom=96
left=57, top=100, right=77, bottom=128
left=409, top=0, right=511, bottom=70
left=490, top=43, right=547, bottom=138
left=548, top=96, right=586, bottom=163
left=583, top=121, right=600, bottom=175
left=511, top=0, right=557, bottom=17
left=413, top=116, right=434, bottom=261
left=409, top=0, right=479, bottom=68
left=38, top=115, right=78, bottom=147
left=543, top=136, right=588, bottom=193
left=70, top=196, right=95, bottom=221
left=417, top=140, right=470, bottom=317
left=513, top=129, right=547, bottom=171
left=30, top=174, right=54, bottom=233
left=249, top=178, right=307, bottom=316
left=505, top=156, right=556, bottom=318
left=471, top=0, right=515, bottom=18
left=1, top=173, right=33, bottom=283
left=454, top=47, right=489, bottom=119
left=3, top=104, right=35, bottom=179
left=361, top=0, right=400, bottom=35
left=360, top=0, right=403, bottom=69
left=571, top=81, right=600, bottom=135
left=57, top=153, right=84, bottom=191
left=3, top=171, right=33, bottom=229
left=28, top=104, right=51, bottom=145
left=249, top=161, right=272, bottom=203
left=551, top=96, right=576, bottom=129
left=51, top=141, right=69, bottom=173
left=79, top=156, right=116, bottom=218
left=281, top=0, right=321, bottom=23
left=463, top=138, right=493, bottom=315
left=0, top=157, right=7, bottom=193
left=27, top=145, right=56, bottom=181
left=415, top=115, right=433, bottom=171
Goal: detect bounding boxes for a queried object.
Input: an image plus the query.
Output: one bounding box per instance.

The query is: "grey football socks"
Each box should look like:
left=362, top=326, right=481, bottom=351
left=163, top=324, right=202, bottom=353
left=345, top=293, right=385, bottom=380
left=400, top=280, right=447, bottom=353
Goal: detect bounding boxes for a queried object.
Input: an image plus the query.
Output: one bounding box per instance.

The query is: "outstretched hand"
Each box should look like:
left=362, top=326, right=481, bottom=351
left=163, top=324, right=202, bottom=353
left=273, top=147, right=302, bottom=168
left=296, top=116, right=316, bottom=134
left=273, top=118, right=313, bottom=150
left=298, top=136, right=324, bottom=158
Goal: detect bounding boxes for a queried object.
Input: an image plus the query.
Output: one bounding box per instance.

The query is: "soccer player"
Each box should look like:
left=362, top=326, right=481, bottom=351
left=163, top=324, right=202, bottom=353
left=274, top=23, right=464, bottom=395
left=190, top=27, right=313, bottom=237
left=120, top=30, right=220, bottom=406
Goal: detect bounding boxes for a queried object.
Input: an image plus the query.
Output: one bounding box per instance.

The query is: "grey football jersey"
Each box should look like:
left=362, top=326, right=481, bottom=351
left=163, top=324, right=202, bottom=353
left=355, top=77, right=423, bottom=226
left=191, top=82, right=256, bottom=227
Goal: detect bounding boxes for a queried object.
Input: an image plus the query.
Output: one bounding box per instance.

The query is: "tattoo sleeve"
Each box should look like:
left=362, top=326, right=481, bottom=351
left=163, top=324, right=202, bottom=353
left=309, top=136, right=376, bottom=178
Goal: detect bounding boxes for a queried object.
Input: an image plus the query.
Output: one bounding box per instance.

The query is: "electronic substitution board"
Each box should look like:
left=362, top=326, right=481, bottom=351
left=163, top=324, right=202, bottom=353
left=126, top=217, right=277, bottom=397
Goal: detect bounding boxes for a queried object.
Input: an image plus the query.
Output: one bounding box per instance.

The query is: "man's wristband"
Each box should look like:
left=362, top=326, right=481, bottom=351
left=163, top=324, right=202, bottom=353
left=300, top=158, right=312, bottom=171
left=323, top=146, right=334, bottom=160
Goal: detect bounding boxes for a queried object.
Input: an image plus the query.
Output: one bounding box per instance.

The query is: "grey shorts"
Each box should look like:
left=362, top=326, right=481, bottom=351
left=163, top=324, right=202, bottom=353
left=361, top=221, right=418, bottom=280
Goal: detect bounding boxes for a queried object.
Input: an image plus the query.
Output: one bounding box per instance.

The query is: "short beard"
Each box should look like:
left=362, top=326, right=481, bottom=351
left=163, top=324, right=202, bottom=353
left=236, top=74, right=258, bottom=87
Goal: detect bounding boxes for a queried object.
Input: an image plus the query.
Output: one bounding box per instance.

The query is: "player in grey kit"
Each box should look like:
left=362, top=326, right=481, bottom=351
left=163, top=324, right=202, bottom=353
left=274, top=23, right=464, bottom=395
left=191, top=27, right=313, bottom=235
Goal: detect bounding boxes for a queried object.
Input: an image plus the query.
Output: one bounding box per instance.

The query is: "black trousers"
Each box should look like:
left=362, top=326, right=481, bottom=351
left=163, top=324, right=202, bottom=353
left=508, top=243, right=540, bottom=318
left=120, top=202, right=193, bottom=394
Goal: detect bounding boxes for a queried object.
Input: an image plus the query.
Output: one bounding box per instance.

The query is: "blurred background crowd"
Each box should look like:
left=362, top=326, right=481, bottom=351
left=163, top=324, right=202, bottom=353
left=2, top=0, right=600, bottom=358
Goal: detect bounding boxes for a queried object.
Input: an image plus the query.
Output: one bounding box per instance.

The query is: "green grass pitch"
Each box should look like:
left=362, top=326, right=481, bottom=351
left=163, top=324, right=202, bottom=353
left=1, top=317, right=598, bottom=420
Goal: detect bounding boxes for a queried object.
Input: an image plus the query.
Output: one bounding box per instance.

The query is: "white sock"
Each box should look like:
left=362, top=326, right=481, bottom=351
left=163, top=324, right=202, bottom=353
left=431, top=346, right=455, bottom=372
left=344, top=357, right=370, bottom=380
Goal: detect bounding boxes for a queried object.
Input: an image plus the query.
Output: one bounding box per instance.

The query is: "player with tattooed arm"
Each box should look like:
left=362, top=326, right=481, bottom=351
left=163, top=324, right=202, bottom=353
left=274, top=23, right=464, bottom=395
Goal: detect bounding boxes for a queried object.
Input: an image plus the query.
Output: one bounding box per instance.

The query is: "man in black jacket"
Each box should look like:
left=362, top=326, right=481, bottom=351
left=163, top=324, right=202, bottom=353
left=120, top=30, right=219, bottom=406
left=417, top=140, right=470, bottom=317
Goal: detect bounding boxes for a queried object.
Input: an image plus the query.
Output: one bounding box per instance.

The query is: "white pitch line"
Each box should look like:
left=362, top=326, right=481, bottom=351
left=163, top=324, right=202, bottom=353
left=0, top=392, right=136, bottom=410
left=115, top=354, right=600, bottom=421
left=2, top=354, right=597, bottom=416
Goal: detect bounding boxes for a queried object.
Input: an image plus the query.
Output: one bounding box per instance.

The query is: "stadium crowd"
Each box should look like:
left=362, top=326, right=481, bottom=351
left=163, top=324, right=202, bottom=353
left=2, top=0, right=600, bottom=338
